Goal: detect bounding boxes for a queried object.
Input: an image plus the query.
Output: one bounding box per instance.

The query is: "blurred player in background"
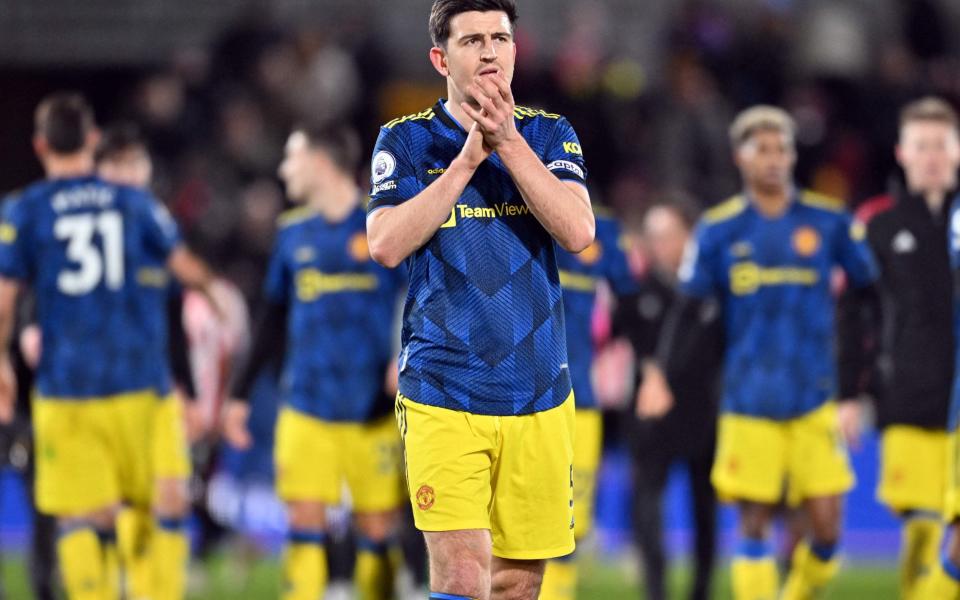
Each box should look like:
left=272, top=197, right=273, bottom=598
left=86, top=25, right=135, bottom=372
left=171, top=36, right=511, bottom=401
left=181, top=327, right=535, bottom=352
left=365, top=0, right=594, bottom=597
left=640, top=105, right=878, bottom=600
left=618, top=201, right=722, bottom=600
left=0, top=92, right=215, bottom=600
left=223, top=125, right=406, bottom=600
left=915, top=100, right=960, bottom=598
left=539, top=208, right=638, bottom=600
left=95, top=122, right=203, bottom=600
left=847, top=97, right=960, bottom=599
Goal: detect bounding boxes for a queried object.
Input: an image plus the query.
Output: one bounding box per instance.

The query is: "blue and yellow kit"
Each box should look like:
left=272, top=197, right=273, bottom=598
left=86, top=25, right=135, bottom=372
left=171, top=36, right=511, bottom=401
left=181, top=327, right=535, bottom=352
left=680, top=190, right=878, bottom=504
left=369, top=99, right=587, bottom=417
left=372, top=100, right=587, bottom=559
left=681, top=191, right=877, bottom=420
left=556, top=212, right=637, bottom=538
left=264, top=204, right=405, bottom=422
left=261, top=203, right=406, bottom=511
left=556, top=213, right=638, bottom=410
left=0, top=175, right=179, bottom=397
left=0, top=175, right=186, bottom=513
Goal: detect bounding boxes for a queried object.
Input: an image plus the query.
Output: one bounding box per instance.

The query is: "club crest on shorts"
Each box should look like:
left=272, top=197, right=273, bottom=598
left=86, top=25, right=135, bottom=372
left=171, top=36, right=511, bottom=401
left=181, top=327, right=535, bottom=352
left=416, top=484, right=435, bottom=510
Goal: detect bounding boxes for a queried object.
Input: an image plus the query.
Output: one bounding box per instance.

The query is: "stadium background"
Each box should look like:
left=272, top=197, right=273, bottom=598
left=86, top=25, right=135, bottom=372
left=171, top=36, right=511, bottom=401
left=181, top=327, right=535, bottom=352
left=1, top=0, right=959, bottom=597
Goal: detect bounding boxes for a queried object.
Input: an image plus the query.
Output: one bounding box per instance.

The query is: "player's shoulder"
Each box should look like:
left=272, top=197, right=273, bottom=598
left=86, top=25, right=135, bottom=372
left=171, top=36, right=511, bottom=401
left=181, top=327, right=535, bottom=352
left=513, top=104, right=564, bottom=122
left=276, top=206, right=318, bottom=231
left=701, top=194, right=748, bottom=227
left=796, top=190, right=848, bottom=216
left=381, top=106, right=438, bottom=132
left=513, top=104, right=571, bottom=135
left=854, top=193, right=895, bottom=226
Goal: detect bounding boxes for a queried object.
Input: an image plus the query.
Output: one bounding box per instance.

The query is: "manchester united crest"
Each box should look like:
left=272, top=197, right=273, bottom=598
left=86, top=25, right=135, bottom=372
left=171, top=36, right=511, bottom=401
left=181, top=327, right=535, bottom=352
left=792, top=226, right=820, bottom=257
left=349, top=232, right=370, bottom=262
left=416, top=485, right=435, bottom=511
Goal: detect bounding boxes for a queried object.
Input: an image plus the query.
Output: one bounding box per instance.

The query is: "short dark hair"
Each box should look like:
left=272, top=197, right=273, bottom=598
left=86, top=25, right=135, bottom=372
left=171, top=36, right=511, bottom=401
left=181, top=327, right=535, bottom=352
left=899, top=96, right=959, bottom=131
left=95, top=122, right=148, bottom=165
left=429, top=0, right=518, bottom=47
left=295, top=125, right=362, bottom=174
left=643, top=198, right=700, bottom=231
left=34, top=92, right=96, bottom=154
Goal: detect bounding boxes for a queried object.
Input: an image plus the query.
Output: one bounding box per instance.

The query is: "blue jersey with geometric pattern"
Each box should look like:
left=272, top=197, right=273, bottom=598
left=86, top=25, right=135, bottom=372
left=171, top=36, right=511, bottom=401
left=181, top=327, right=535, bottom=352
left=556, top=214, right=638, bottom=409
left=367, top=99, right=587, bottom=416
left=0, top=175, right=180, bottom=398
left=948, top=198, right=960, bottom=432
left=264, top=204, right=405, bottom=422
left=679, top=190, right=878, bottom=420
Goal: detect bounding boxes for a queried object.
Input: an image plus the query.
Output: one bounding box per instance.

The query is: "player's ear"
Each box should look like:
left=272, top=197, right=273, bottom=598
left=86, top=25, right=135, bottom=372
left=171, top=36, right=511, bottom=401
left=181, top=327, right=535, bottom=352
left=32, top=135, right=48, bottom=161
left=894, top=143, right=905, bottom=168
left=86, top=128, right=101, bottom=153
left=429, top=46, right=449, bottom=78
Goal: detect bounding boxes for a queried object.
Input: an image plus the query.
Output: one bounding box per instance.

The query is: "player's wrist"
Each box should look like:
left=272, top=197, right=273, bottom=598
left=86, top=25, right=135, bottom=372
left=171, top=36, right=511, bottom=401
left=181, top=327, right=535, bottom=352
left=491, top=134, right=527, bottom=159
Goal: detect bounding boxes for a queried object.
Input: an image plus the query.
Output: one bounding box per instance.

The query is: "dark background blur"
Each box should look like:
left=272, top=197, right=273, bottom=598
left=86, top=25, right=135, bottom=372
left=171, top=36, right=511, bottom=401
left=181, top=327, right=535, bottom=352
left=2, top=0, right=959, bottom=302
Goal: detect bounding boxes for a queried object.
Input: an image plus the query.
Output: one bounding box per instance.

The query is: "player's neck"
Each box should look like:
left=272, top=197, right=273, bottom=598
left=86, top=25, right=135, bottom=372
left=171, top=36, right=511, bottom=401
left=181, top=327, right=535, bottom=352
left=43, top=153, right=94, bottom=180
left=444, top=97, right=474, bottom=131
left=909, top=185, right=949, bottom=216
left=309, top=179, right=360, bottom=223
left=747, top=185, right=791, bottom=218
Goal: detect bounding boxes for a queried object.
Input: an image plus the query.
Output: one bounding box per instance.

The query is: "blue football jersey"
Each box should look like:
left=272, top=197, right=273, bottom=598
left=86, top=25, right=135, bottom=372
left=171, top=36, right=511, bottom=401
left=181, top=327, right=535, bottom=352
left=0, top=175, right=181, bottom=398
left=265, top=204, right=405, bottom=422
left=367, top=100, right=588, bottom=416
left=679, top=190, right=878, bottom=420
left=556, top=213, right=638, bottom=409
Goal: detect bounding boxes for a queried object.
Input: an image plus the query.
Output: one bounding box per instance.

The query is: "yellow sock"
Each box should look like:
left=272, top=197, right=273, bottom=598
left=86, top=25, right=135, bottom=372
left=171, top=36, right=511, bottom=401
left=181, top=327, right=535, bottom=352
left=901, top=514, right=943, bottom=600
left=152, top=517, right=190, bottom=600
left=919, top=556, right=960, bottom=600
left=58, top=525, right=106, bottom=600
left=781, top=540, right=840, bottom=600
left=97, top=529, right=120, bottom=600
left=355, top=537, right=397, bottom=600
left=117, top=507, right=152, bottom=599
left=539, top=556, right=578, bottom=600
left=731, top=539, right=778, bottom=600
left=283, top=531, right=328, bottom=600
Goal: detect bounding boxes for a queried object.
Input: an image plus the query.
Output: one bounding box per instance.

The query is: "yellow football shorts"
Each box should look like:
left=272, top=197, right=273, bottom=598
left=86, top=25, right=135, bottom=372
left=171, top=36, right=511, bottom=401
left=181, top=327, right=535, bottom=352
left=712, top=401, right=854, bottom=506
left=572, top=408, right=602, bottom=539
left=396, top=392, right=576, bottom=561
left=33, top=390, right=191, bottom=516
left=944, top=429, right=960, bottom=522
left=878, top=425, right=946, bottom=514
left=273, top=406, right=404, bottom=513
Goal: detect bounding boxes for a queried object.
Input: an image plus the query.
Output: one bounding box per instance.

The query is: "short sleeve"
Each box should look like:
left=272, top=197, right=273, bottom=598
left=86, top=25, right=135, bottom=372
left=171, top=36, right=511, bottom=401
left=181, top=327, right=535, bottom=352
left=835, top=213, right=878, bottom=289
left=598, top=218, right=639, bottom=296
left=367, top=126, right=420, bottom=215
left=678, top=221, right=719, bottom=298
left=263, top=234, right=290, bottom=305
left=543, top=117, right=588, bottom=186
left=137, top=192, right=181, bottom=259
left=0, top=197, right=33, bottom=282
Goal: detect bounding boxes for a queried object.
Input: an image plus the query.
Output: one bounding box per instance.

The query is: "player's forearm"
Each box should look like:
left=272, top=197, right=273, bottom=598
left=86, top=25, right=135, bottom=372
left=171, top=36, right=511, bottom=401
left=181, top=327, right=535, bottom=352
left=367, top=159, right=476, bottom=268
left=496, top=138, right=595, bottom=252
left=0, top=279, right=20, bottom=362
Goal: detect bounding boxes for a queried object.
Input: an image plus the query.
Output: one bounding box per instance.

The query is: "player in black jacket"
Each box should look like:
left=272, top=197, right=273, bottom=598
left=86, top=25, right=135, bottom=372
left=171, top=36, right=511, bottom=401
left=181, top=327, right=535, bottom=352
left=842, top=97, right=960, bottom=599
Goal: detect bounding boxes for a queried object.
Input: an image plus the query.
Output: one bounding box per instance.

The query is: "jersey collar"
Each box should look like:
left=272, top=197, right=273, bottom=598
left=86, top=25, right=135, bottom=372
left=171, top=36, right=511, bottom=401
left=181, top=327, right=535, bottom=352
left=743, top=185, right=800, bottom=219
left=435, top=99, right=467, bottom=134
